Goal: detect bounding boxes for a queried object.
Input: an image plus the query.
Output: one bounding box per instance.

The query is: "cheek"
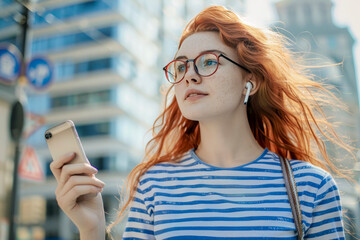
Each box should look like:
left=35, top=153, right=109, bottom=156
left=174, top=86, right=182, bottom=101
left=174, top=85, right=185, bottom=108
left=209, top=78, right=243, bottom=107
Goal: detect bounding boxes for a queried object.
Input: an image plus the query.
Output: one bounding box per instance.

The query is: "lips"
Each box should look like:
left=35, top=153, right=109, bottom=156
left=184, top=89, right=209, bottom=100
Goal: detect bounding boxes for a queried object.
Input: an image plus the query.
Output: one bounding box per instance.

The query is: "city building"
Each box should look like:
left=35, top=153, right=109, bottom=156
left=274, top=0, right=360, bottom=238
left=22, top=0, right=163, bottom=238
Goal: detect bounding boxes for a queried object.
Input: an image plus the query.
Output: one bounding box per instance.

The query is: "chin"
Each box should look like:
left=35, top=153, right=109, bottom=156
left=181, top=109, right=218, bottom=122
left=180, top=108, right=204, bottom=121
left=181, top=112, right=201, bottom=121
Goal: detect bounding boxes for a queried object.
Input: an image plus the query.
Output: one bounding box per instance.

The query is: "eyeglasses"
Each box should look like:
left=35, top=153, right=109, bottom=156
left=163, top=52, right=251, bottom=84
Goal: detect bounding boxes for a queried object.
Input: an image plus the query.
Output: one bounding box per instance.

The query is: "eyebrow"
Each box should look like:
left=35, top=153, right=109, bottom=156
left=175, top=49, right=226, bottom=60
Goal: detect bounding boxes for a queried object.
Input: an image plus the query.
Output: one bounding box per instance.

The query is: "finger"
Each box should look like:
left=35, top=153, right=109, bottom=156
left=57, top=185, right=102, bottom=211
left=58, top=163, right=98, bottom=188
left=59, top=175, right=105, bottom=197
left=50, top=152, right=76, bottom=181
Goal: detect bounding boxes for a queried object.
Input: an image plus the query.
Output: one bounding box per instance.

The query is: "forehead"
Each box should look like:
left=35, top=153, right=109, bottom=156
left=176, top=31, right=235, bottom=58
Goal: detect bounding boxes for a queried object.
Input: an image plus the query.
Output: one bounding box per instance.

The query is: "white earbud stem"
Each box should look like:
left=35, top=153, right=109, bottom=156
left=244, top=82, right=253, bottom=104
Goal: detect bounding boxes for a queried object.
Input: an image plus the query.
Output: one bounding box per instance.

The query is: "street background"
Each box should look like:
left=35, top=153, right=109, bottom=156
left=0, top=0, right=359, bottom=239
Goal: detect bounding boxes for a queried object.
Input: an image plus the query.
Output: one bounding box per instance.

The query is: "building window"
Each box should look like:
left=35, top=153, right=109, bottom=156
left=50, top=89, right=112, bottom=108
left=55, top=57, right=114, bottom=81
left=76, top=121, right=112, bottom=138
left=31, top=26, right=116, bottom=54
left=88, top=155, right=117, bottom=171
left=31, top=0, right=115, bottom=26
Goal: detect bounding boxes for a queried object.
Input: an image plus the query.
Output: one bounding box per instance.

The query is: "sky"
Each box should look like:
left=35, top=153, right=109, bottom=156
left=245, top=0, right=360, bottom=100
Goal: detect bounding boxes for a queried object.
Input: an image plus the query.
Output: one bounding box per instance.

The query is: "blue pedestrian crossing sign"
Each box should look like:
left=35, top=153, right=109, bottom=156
left=0, top=44, right=21, bottom=84
left=26, top=56, right=53, bottom=89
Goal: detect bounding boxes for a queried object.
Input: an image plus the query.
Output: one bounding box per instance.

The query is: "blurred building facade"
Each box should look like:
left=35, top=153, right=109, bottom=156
left=275, top=0, right=360, bottom=238
left=23, top=0, right=163, bottom=238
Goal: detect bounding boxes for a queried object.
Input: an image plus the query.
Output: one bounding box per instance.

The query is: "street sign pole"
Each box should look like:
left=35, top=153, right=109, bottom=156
left=8, top=1, right=28, bottom=240
left=8, top=101, right=24, bottom=240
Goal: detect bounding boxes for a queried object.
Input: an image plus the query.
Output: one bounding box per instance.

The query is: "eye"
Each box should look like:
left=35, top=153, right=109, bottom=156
left=176, top=63, right=186, bottom=72
left=204, top=59, right=218, bottom=66
left=198, top=54, right=218, bottom=68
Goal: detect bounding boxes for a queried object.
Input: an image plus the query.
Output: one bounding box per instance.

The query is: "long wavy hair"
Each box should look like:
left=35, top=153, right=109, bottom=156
left=107, top=5, right=354, bottom=235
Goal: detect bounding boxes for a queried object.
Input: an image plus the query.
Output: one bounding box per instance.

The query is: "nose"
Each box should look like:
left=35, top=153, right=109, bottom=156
left=184, top=60, right=201, bottom=84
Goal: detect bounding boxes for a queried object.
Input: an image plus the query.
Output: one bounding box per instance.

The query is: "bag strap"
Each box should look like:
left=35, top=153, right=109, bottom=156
left=279, top=156, right=304, bottom=240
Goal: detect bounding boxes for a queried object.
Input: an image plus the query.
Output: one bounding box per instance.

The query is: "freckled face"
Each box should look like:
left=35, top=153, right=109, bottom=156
left=174, top=31, right=248, bottom=121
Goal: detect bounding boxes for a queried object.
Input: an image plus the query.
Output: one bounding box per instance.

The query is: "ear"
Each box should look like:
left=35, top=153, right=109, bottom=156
left=242, top=74, right=259, bottom=96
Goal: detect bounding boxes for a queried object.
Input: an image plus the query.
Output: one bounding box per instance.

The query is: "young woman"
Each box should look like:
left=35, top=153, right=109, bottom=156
left=50, top=5, right=351, bottom=240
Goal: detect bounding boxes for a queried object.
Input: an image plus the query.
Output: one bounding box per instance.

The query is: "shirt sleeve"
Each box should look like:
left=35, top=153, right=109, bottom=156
left=122, top=181, right=155, bottom=240
left=305, top=174, right=345, bottom=239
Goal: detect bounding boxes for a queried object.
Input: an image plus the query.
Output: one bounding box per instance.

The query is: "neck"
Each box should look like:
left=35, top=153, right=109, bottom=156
left=195, top=111, right=264, bottom=168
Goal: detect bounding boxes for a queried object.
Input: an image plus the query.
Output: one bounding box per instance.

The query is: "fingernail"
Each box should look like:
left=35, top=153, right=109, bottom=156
left=67, top=152, right=75, bottom=157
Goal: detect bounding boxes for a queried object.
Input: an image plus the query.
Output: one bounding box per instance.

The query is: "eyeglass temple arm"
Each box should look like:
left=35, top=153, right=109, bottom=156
left=219, top=54, right=251, bottom=73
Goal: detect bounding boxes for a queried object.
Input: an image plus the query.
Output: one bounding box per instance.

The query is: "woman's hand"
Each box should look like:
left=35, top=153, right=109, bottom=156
left=50, top=152, right=106, bottom=240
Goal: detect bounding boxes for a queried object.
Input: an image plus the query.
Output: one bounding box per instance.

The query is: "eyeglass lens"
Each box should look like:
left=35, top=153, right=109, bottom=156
left=166, top=53, right=219, bottom=83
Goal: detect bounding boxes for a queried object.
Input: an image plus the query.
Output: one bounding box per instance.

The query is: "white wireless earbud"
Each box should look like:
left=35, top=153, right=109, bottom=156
left=244, top=82, right=253, bottom=105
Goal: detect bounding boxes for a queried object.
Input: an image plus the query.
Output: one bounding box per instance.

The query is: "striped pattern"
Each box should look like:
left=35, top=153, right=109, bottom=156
left=123, top=149, right=344, bottom=240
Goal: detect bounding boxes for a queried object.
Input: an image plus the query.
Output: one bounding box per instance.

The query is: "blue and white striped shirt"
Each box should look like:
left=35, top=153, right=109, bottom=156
left=123, top=148, right=344, bottom=239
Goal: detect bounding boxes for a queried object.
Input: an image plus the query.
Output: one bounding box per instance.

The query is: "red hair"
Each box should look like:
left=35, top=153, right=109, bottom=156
left=107, top=5, right=354, bottom=234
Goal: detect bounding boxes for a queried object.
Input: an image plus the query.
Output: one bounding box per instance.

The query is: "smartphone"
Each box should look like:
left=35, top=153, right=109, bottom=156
left=45, top=120, right=88, bottom=164
left=45, top=121, right=97, bottom=199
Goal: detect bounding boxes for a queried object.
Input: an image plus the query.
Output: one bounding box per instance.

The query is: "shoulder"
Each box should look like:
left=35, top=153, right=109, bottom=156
left=289, top=158, right=336, bottom=188
left=266, top=151, right=338, bottom=195
left=266, top=150, right=333, bottom=183
left=283, top=156, right=340, bottom=204
left=290, top=159, right=331, bottom=180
